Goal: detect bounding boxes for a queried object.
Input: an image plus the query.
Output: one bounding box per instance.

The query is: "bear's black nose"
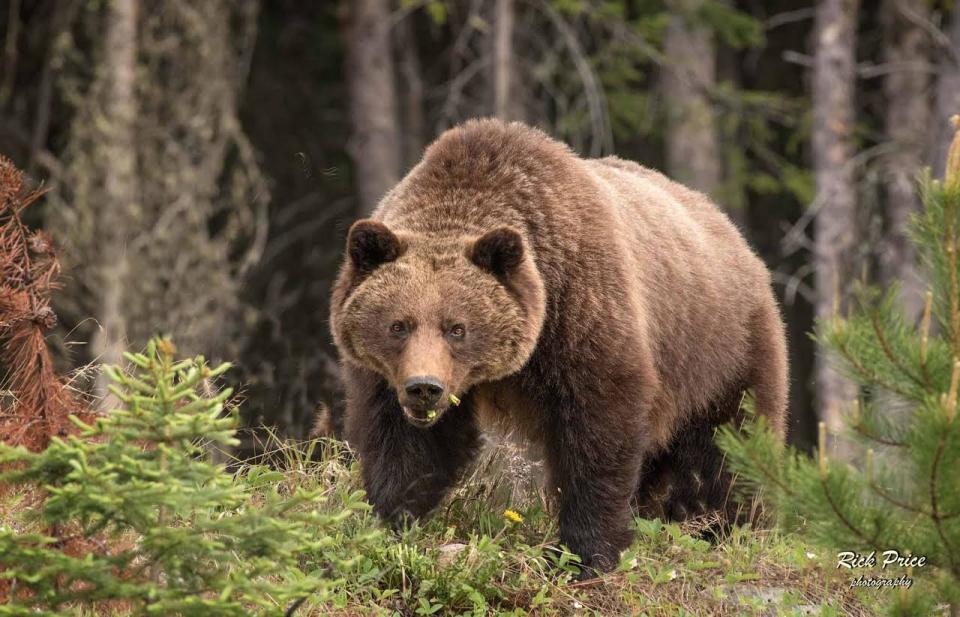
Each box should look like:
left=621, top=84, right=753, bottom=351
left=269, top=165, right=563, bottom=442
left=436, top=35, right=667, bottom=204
left=404, top=376, right=445, bottom=404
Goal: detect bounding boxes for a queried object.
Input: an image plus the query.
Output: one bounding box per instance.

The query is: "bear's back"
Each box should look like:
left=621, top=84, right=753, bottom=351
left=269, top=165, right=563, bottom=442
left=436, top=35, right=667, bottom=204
left=582, top=155, right=773, bottom=420
left=365, top=119, right=782, bottom=444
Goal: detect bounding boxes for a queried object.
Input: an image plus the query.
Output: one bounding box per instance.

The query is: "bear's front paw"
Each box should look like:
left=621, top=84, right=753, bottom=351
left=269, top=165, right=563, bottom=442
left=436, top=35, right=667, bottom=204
left=372, top=504, right=424, bottom=534
left=572, top=548, right=619, bottom=580
left=546, top=539, right=620, bottom=580
left=558, top=526, right=630, bottom=579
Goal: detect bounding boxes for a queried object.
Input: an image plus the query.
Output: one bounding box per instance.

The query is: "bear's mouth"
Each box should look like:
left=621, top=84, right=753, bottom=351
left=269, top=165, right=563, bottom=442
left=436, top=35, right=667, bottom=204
left=401, top=404, right=446, bottom=428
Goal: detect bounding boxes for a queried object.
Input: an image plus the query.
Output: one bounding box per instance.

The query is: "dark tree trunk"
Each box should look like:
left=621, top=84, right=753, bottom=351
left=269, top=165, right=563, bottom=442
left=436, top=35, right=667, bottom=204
left=396, top=15, right=425, bottom=170
left=343, top=0, right=400, bottom=214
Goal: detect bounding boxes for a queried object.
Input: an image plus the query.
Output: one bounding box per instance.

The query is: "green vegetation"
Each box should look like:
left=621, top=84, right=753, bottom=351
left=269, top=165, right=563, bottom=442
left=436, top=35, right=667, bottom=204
left=0, top=337, right=376, bottom=616
left=0, top=337, right=870, bottom=615
left=718, top=161, right=960, bottom=616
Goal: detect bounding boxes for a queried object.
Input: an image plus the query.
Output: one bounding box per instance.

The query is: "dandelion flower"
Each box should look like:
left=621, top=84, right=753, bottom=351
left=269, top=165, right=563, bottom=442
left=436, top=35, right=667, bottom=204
left=503, top=509, right=524, bottom=523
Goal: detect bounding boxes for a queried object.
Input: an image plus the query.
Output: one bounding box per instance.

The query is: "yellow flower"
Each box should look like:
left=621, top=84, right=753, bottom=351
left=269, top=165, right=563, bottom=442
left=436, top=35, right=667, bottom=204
left=503, top=509, right=524, bottom=523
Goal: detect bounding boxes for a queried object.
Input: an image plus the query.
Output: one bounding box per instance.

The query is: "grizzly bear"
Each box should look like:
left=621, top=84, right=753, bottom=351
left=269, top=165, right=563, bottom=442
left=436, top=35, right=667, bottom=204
left=330, top=119, right=788, bottom=574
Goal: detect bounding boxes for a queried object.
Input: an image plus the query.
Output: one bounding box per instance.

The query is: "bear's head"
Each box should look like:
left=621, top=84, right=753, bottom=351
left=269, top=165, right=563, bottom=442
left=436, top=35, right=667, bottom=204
left=332, top=219, right=546, bottom=428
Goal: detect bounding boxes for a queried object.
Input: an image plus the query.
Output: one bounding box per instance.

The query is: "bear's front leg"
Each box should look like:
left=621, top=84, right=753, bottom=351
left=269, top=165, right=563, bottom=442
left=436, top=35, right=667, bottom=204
left=542, top=386, right=646, bottom=576
left=343, top=365, right=480, bottom=526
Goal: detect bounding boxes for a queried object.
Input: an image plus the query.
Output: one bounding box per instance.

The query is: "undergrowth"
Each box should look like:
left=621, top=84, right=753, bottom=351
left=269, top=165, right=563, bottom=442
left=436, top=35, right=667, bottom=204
left=252, top=435, right=872, bottom=617
left=0, top=337, right=874, bottom=615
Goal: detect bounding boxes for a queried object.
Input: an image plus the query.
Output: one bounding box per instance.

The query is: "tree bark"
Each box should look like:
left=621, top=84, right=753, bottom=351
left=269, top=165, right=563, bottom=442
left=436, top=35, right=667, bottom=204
left=343, top=0, right=400, bottom=214
left=0, top=0, right=21, bottom=109
left=661, top=0, right=721, bottom=199
left=880, top=0, right=930, bottom=319
left=29, top=0, right=82, bottom=179
left=932, top=8, right=960, bottom=179
left=813, top=0, right=860, bottom=437
left=93, top=0, right=138, bottom=399
left=492, top=0, right=514, bottom=120
left=396, top=15, right=424, bottom=170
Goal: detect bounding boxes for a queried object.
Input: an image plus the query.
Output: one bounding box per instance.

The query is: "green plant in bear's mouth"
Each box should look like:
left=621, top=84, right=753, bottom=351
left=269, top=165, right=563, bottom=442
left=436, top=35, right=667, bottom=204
left=0, top=336, right=377, bottom=616
left=425, top=394, right=460, bottom=419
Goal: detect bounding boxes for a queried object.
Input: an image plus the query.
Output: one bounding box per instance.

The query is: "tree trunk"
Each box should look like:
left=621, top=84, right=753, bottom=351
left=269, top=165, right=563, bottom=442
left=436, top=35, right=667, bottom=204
left=92, top=0, right=138, bottom=399
left=880, top=0, right=930, bottom=319
left=813, top=0, right=860, bottom=437
left=661, top=0, right=721, bottom=199
left=343, top=0, right=400, bottom=214
left=492, top=0, right=514, bottom=120
left=396, top=15, right=424, bottom=170
left=0, top=0, right=21, bottom=109
left=28, top=0, right=82, bottom=179
left=932, top=8, right=960, bottom=179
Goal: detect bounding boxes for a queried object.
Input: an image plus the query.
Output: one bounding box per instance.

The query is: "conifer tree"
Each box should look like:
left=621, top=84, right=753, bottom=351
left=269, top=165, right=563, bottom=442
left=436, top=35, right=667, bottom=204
left=0, top=336, right=375, bottom=616
left=718, top=118, right=960, bottom=616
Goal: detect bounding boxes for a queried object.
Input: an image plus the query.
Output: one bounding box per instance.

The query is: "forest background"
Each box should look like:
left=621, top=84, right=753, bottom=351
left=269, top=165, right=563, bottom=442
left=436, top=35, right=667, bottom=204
left=1, top=0, right=957, bottom=453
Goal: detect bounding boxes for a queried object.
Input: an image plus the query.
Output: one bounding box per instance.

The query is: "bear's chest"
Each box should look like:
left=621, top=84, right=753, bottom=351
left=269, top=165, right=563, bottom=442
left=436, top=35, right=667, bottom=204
left=472, top=382, right=545, bottom=461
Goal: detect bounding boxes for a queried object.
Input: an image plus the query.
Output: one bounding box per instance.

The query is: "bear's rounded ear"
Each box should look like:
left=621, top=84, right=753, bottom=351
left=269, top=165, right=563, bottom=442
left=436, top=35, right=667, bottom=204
left=347, top=219, right=401, bottom=273
left=469, top=226, right=525, bottom=277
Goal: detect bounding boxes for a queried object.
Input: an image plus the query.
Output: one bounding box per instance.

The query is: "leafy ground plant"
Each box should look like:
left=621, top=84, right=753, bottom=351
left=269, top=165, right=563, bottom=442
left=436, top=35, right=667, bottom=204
left=256, top=432, right=871, bottom=616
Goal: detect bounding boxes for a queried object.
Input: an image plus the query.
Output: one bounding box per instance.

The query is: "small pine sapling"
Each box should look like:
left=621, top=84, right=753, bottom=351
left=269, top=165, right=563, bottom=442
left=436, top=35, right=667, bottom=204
left=718, top=118, right=960, bottom=616
left=0, top=336, right=374, bottom=616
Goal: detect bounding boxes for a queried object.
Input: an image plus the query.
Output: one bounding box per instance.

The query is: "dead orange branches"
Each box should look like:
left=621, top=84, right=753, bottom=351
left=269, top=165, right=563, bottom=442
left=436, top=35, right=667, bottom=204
left=0, top=156, right=87, bottom=451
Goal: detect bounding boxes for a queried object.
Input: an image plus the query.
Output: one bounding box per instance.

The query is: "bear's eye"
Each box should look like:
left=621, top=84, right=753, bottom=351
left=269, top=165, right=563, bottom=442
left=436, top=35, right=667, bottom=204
left=448, top=324, right=466, bottom=339
left=389, top=320, right=408, bottom=336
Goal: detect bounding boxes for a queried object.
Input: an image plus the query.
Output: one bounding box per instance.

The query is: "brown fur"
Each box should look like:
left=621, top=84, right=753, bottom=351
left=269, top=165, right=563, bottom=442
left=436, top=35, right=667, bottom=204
left=330, top=119, right=788, bottom=575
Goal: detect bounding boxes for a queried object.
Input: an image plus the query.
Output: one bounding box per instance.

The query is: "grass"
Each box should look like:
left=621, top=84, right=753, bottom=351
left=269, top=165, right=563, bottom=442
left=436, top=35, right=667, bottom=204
left=231, top=433, right=874, bottom=616
left=0, top=427, right=877, bottom=616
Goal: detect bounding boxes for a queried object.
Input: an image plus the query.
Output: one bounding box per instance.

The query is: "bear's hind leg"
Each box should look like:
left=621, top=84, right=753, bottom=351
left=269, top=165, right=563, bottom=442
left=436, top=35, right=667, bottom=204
left=635, top=295, right=789, bottom=528
left=637, top=414, right=742, bottom=522
left=634, top=395, right=743, bottom=527
left=747, top=299, right=789, bottom=440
